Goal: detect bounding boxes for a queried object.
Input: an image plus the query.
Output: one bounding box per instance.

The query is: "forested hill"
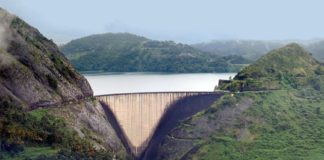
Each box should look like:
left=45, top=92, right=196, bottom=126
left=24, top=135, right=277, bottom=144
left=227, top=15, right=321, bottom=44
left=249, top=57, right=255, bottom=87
left=60, top=33, right=249, bottom=73
left=192, top=40, right=324, bottom=62
left=220, top=43, right=324, bottom=91
left=154, top=43, right=324, bottom=159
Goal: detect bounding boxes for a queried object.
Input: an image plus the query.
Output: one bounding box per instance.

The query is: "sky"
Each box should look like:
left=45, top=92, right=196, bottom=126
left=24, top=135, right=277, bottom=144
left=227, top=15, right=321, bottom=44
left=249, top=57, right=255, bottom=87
left=0, top=0, right=323, bottom=44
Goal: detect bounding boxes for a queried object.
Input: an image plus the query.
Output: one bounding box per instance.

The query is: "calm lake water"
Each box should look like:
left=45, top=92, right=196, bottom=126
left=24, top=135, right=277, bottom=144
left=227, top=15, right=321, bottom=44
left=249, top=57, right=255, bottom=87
left=83, top=72, right=236, bottom=95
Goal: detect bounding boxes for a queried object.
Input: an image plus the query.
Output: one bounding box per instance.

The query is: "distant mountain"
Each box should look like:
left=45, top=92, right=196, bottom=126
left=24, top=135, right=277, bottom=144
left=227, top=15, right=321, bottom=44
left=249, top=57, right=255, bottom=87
left=192, top=40, right=324, bottom=62
left=155, top=44, right=324, bottom=159
left=60, top=33, right=249, bottom=73
left=307, top=40, right=324, bottom=62
left=192, top=40, right=285, bottom=60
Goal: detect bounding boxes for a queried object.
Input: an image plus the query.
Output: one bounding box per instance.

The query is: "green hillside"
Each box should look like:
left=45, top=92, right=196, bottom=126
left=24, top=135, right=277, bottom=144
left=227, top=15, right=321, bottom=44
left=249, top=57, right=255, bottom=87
left=60, top=33, right=248, bottom=73
left=155, top=44, right=324, bottom=160
left=219, top=43, right=324, bottom=91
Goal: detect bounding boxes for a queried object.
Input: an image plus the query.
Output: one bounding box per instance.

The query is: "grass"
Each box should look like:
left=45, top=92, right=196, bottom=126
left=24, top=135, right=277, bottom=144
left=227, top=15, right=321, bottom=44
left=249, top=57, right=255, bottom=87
left=28, top=108, right=49, bottom=120
left=189, top=89, right=324, bottom=160
left=0, top=147, right=59, bottom=160
left=167, top=44, right=324, bottom=159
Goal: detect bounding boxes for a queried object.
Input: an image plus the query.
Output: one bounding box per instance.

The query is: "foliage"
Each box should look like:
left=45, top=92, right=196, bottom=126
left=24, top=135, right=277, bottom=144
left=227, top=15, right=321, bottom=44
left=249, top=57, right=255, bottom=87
left=49, top=53, right=76, bottom=82
left=60, top=33, right=244, bottom=73
left=315, top=65, right=324, bottom=75
left=220, top=43, right=322, bottom=91
left=0, top=147, right=58, bottom=160
left=0, top=99, right=113, bottom=159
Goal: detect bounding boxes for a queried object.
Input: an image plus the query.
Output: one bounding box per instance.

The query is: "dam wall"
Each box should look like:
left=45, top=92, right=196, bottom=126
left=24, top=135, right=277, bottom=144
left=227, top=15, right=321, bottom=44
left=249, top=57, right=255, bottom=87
left=140, top=93, right=224, bottom=159
left=96, top=92, right=225, bottom=157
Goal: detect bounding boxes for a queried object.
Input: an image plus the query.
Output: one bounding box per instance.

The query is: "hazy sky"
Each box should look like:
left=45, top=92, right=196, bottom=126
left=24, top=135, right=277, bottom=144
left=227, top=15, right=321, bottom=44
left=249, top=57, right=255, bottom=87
left=1, top=0, right=323, bottom=44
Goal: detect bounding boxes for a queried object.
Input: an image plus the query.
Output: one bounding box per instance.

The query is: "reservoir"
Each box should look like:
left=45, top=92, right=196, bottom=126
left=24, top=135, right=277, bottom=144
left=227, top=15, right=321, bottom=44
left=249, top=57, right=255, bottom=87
left=83, top=72, right=236, bottom=95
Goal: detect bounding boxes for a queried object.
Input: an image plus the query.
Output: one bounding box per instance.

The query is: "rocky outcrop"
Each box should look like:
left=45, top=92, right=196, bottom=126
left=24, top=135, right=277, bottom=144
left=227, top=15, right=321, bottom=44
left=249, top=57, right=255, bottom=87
left=0, top=8, right=127, bottom=157
left=0, top=8, right=92, bottom=109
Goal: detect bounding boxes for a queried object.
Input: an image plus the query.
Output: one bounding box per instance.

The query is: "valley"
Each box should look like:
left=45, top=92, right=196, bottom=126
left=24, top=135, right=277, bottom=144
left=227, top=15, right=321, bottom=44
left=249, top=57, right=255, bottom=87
left=1, top=3, right=324, bottom=160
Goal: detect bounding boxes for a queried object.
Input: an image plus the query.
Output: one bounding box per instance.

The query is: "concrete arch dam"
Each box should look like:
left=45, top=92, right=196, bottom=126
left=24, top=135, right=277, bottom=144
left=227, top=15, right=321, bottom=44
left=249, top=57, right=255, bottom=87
left=96, top=92, right=225, bottom=158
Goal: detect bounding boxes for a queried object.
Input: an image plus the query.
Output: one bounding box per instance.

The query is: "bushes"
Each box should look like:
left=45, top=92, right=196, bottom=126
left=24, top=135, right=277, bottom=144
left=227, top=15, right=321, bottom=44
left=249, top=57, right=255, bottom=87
left=50, top=54, right=76, bottom=81
left=0, top=99, right=113, bottom=158
left=315, top=65, right=324, bottom=75
left=222, top=95, right=238, bottom=107
left=0, top=101, right=67, bottom=147
left=34, top=149, right=113, bottom=160
left=308, top=77, right=322, bottom=91
left=219, top=80, right=243, bottom=92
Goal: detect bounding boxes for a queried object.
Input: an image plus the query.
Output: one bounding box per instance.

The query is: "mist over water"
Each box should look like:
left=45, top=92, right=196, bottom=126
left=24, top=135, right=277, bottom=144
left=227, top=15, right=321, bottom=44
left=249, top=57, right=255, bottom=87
left=84, top=72, right=236, bottom=95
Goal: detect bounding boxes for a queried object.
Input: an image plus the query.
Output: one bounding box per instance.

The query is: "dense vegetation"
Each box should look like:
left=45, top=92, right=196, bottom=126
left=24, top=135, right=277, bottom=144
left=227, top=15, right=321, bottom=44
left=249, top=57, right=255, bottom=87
left=186, top=89, right=324, bottom=160
left=156, top=44, right=324, bottom=159
left=219, top=43, right=324, bottom=91
left=60, top=33, right=249, bottom=73
left=0, top=98, right=113, bottom=159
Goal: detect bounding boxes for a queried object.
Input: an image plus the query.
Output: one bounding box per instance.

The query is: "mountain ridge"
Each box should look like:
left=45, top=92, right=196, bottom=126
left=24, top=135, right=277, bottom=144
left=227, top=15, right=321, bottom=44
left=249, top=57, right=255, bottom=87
left=60, top=33, right=248, bottom=73
left=192, top=40, right=324, bottom=62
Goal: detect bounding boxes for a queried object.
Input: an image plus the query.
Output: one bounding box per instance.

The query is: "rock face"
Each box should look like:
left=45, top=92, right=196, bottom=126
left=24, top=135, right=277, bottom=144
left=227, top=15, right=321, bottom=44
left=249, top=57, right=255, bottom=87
left=48, top=99, right=127, bottom=158
left=0, top=8, right=127, bottom=157
left=0, top=8, right=92, bottom=109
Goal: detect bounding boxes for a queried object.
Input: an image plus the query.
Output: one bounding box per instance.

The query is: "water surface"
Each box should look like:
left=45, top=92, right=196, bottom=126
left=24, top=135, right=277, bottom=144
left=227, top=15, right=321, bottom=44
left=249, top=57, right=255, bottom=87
left=83, top=72, right=236, bottom=95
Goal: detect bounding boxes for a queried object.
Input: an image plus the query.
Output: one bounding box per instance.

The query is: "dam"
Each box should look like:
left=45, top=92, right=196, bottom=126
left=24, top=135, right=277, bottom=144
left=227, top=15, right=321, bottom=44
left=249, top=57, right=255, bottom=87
left=96, top=91, right=226, bottom=158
